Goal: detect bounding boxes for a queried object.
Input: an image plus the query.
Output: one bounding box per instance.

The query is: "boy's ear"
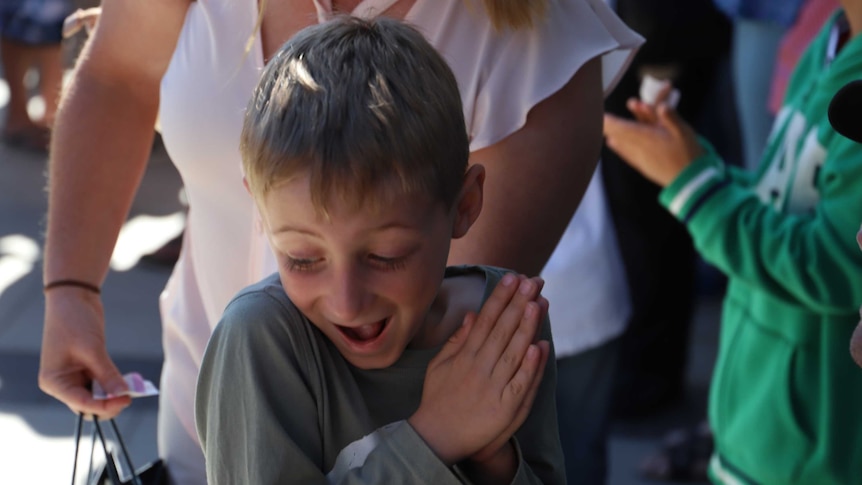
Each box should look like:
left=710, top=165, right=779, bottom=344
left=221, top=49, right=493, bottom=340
left=452, top=164, right=485, bottom=239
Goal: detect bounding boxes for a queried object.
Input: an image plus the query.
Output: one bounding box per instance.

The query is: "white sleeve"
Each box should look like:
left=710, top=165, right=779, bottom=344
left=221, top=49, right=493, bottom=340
left=410, top=0, right=642, bottom=151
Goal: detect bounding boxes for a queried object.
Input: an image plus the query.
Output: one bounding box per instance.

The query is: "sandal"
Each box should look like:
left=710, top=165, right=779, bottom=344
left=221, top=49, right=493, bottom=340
left=639, top=420, right=713, bottom=483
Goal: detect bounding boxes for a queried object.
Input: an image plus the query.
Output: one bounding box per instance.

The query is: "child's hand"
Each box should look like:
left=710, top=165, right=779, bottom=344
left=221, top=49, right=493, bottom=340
left=409, top=273, right=549, bottom=469
left=603, top=101, right=704, bottom=187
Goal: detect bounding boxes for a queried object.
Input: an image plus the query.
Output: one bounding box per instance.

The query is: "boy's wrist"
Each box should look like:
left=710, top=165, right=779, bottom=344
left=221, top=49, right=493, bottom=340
left=462, top=439, right=518, bottom=485
left=407, top=414, right=463, bottom=466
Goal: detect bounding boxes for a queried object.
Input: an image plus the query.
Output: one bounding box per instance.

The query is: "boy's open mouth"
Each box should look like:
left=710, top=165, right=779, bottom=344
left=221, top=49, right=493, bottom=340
left=336, top=318, right=388, bottom=343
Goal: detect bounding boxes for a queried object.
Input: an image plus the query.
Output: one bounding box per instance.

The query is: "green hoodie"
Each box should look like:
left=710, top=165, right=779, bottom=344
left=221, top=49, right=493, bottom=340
left=659, top=11, right=862, bottom=485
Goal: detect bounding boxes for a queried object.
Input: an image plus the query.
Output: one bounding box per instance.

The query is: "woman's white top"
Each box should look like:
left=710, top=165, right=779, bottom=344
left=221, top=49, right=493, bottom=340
left=158, top=0, right=642, bottom=442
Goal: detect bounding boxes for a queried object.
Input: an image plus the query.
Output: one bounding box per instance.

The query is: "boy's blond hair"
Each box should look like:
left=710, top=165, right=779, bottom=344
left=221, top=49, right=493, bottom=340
left=241, top=16, right=469, bottom=214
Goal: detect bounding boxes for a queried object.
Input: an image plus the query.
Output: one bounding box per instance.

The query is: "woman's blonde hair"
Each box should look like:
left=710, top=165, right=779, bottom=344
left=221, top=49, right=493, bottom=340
left=254, top=0, right=548, bottom=39
left=477, top=0, right=549, bottom=30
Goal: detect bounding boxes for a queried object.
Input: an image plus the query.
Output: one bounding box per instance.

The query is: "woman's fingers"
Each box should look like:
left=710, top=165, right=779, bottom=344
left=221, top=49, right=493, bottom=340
left=42, top=366, right=131, bottom=418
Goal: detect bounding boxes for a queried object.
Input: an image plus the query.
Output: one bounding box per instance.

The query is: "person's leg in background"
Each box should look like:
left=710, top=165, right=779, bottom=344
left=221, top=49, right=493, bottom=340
left=33, top=39, right=62, bottom=124
left=0, top=0, right=71, bottom=150
left=0, top=37, right=41, bottom=138
left=555, top=338, right=620, bottom=484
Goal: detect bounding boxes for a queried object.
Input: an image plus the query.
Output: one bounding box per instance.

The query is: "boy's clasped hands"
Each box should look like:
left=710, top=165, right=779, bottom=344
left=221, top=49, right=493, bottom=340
left=410, top=273, right=549, bottom=478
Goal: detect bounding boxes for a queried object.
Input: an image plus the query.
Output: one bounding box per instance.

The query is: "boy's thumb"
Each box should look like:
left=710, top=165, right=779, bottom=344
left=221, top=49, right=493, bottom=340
left=438, top=312, right=474, bottom=359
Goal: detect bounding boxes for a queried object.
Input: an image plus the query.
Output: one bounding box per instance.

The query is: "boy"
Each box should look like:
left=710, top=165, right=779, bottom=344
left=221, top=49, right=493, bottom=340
left=603, top=2, right=862, bottom=484
left=195, top=16, right=565, bottom=485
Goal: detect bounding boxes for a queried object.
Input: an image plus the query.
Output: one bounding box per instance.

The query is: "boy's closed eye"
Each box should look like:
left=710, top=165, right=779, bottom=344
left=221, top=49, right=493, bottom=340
left=282, top=251, right=413, bottom=273
left=283, top=256, right=321, bottom=272
left=367, top=254, right=408, bottom=271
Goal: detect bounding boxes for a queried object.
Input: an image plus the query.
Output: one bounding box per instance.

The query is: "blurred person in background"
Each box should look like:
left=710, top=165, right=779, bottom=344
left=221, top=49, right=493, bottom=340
left=0, top=0, right=71, bottom=151
left=713, top=0, right=808, bottom=171
left=605, top=1, right=862, bottom=482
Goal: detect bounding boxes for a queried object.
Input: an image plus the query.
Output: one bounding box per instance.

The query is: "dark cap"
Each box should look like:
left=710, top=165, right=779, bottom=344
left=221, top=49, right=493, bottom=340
left=828, top=80, right=862, bottom=143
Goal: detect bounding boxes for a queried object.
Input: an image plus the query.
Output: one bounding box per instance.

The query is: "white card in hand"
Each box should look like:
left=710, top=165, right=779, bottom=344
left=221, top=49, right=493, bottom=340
left=92, top=372, right=159, bottom=400
left=639, top=74, right=680, bottom=108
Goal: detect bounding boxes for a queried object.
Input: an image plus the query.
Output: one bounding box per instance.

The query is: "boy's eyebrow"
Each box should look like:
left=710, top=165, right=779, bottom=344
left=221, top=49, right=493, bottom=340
left=271, top=221, right=422, bottom=236
left=271, top=225, right=321, bottom=237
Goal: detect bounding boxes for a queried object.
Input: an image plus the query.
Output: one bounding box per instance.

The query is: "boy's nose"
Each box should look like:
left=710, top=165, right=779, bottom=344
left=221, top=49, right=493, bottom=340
left=325, top=267, right=368, bottom=324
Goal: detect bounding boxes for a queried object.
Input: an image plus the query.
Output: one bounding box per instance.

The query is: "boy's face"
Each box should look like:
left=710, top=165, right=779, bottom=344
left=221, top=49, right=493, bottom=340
left=854, top=227, right=862, bottom=368
left=258, top=171, right=478, bottom=370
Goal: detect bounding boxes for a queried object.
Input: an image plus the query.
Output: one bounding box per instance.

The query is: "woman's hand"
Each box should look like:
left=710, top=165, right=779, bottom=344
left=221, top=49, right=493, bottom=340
left=39, top=288, right=131, bottom=418
left=62, top=8, right=101, bottom=38
left=603, top=100, right=704, bottom=187
left=409, top=274, right=548, bottom=472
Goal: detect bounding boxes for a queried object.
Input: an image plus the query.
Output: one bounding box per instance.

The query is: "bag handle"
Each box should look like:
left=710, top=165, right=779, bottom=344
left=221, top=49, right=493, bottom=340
left=72, top=413, right=144, bottom=485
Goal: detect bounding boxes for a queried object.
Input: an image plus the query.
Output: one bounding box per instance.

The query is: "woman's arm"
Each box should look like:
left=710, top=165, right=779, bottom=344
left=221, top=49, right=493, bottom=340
left=39, top=0, right=190, bottom=418
left=447, top=57, right=604, bottom=276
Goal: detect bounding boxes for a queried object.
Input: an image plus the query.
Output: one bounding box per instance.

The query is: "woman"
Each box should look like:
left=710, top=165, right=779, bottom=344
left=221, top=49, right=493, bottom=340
left=39, top=0, right=641, bottom=482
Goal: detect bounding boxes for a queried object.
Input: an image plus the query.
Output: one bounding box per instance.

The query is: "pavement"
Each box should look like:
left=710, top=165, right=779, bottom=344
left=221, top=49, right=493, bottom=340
left=0, top=81, right=724, bottom=485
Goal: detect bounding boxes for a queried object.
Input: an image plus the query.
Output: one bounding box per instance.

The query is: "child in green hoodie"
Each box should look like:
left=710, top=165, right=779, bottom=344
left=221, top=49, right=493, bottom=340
left=604, top=2, right=862, bottom=484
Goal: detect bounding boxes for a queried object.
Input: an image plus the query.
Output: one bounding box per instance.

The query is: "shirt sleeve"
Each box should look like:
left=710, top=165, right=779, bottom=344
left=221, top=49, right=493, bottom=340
left=195, top=290, right=463, bottom=484
left=467, top=0, right=643, bottom=151
left=658, top=134, right=862, bottom=314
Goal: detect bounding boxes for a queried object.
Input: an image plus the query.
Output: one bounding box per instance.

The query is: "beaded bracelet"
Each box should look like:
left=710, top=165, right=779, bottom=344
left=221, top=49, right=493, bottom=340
left=44, top=279, right=101, bottom=295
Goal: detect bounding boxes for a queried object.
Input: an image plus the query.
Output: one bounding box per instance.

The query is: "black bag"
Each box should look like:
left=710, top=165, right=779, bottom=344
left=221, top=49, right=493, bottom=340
left=71, top=413, right=170, bottom=485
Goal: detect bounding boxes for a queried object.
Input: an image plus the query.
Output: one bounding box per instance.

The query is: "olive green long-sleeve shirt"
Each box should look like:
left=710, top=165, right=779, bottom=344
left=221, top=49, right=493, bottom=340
left=196, top=265, right=565, bottom=484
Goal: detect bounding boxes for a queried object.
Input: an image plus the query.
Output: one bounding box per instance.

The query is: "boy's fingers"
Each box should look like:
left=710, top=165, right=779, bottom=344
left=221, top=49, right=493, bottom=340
left=657, top=105, right=704, bottom=161
left=626, top=98, right=657, bottom=124
left=537, top=296, right=549, bottom=322
left=603, top=113, right=624, bottom=137
left=490, top=301, right=542, bottom=385
left=604, top=113, right=647, bottom=141
left=474, top=278, right=540, bottom=368
left=462, top=273, right=521, bottom=355
left=493, top=340, right=550, bottom=446
left=435, top=312, right=475, bottom=363
left=657, top=104, right=683, bottom=135
left=501, top=342, right=543, bottom=408
left=532, top=276, right=545, bottom=294
left=516, top=341, right=549, bottom=416
left=512, top=341, right=549, bottom=424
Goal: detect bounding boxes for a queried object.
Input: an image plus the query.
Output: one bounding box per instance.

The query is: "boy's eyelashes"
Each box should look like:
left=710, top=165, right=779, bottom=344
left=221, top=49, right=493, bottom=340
left=284, top=256, right=320, bottom=272
left=282, top=254, right=409, bottom=273
left=367, top=254, right=408, bottom=271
